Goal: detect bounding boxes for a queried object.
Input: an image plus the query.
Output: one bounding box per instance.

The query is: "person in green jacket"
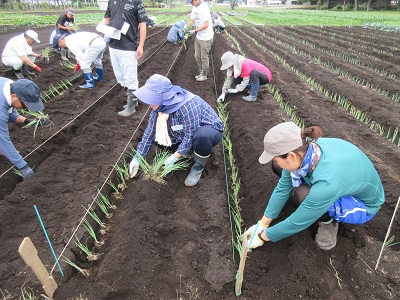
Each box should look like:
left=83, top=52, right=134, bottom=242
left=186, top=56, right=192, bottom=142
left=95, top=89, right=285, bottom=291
left=245, top=122, right=385, bottom=250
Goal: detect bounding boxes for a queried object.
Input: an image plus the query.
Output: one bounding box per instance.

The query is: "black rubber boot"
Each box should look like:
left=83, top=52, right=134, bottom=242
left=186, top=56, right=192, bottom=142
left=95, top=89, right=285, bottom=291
left=21, top=64, right=35, bottom=76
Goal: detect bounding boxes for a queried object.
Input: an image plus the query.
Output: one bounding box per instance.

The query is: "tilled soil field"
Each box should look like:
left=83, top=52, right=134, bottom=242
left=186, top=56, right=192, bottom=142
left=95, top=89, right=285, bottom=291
left=0, top=22, right=399, bottom=300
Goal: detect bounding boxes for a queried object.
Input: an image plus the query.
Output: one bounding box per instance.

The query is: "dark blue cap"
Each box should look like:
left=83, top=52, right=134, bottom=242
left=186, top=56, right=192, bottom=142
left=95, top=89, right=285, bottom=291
left=52, top=34, right=65, bottom=49
left=12, top=79, right=44, bottom=111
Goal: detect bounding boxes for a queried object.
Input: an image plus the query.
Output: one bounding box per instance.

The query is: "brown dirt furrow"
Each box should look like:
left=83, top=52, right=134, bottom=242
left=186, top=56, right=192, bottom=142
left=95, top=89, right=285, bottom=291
left=279, top=26, right=400, bottom=95
left=0, top=24, right=399, bottom=300
left=242, top=26, right=400, bottom=137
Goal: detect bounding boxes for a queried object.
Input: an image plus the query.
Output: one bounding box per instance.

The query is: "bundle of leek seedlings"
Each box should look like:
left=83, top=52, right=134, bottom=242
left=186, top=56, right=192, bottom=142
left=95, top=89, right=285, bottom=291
left=130, top=147, right=191, bottom=184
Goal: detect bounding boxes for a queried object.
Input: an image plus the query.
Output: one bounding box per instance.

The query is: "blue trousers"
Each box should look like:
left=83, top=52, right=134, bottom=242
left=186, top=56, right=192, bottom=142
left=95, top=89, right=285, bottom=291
left=327, top=196, right=377, bottom=224
left=192, top=125, right=222, bottom=157
left=155, top=125, right=222, bottom=157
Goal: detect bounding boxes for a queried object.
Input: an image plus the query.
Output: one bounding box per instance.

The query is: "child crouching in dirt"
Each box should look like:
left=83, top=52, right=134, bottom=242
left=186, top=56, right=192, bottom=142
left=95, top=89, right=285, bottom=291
left=245, top=122, right=385, bottom=250
left=128, top=74, right=224, bottom=187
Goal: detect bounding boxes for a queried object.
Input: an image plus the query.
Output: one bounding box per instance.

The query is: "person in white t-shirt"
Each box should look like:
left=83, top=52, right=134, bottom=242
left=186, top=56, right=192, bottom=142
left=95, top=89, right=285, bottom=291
left=185, top=0, right=214, bottom=82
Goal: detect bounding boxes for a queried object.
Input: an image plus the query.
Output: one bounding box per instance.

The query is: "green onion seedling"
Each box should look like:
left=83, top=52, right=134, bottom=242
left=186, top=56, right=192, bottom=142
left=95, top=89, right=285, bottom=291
left=74, top=235, right=100, bottom=262
left=62, top=256, right=90, bottom=277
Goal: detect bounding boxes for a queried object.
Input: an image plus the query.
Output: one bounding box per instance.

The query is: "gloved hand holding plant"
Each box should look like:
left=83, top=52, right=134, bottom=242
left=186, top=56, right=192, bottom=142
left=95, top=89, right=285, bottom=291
left=20, top=165, right=34, bottom=179
left=38, top=117, right=51, bottom=127
left=217, top=93, right=226, bottom=103
left=244, top=220, right=269, bottom=250
left=164, top=154, right=178, bottom=172
left=129, top=157, right=140, bottom=178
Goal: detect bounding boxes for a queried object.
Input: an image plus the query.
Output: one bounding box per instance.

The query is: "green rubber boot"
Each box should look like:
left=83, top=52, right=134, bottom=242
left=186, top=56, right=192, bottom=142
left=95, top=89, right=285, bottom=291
left=184, top=153, right=209, bottom=187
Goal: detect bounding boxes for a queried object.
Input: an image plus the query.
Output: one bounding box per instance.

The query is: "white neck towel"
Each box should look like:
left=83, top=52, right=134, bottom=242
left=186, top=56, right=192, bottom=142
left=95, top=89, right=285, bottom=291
left=155, top=112, right=172, bottom=146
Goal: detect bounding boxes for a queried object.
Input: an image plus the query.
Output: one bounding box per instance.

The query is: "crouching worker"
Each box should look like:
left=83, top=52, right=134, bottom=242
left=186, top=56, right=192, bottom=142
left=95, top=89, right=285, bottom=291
left=2, top=30, right=42, bottom=79
left=0, top=78, right=47, bottom=179
left=246, top=122, right=385, bottom=251
left=52, top=32, right=106, bottom=89
left=129, top=74, right=224, bottom=187
left=212, top=18, right=225, bottom=33
left=217, top=51, right=272, bottom=102
left=167, top=20, right=186, bottom=45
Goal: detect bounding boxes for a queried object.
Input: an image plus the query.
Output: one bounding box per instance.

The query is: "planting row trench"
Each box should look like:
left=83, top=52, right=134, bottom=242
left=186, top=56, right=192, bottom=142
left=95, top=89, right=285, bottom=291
left=0, top=26, right=217, bottom=298
left=214, top=26, right=400, bottom=299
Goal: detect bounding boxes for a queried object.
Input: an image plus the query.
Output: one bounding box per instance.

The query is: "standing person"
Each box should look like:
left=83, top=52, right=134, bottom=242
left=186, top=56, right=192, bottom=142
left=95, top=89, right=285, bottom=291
left=128, top=74, right=224, bottom=187
left=245, top=122, right=385, bottom=251
left=1, top=30, right=42, bottom=79
left=52, top=32, right=106, bottom=89
left=0, top=78, right=46, bottom=179
left=55, top=7, right=76, bottom=61
left=186, top=0, right=214, bottom=82
left=167, top=20, right=186, bottom=44
left=97, top=0, right=148, bottom=117
left=217, top=51, right=272, bottom=102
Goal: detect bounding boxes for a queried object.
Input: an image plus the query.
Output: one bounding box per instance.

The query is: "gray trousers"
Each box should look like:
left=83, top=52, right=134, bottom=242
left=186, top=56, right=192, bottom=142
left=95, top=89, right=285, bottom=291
left=194, top=37, right=213, bottom=74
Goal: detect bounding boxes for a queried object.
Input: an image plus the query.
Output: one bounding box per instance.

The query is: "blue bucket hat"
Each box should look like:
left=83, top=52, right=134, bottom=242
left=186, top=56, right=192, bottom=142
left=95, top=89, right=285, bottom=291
left=134, top=74, right=182, bottom=106
left=134, top=74, right=194, bottom=114
left=12, top=79, right=44, bottom=111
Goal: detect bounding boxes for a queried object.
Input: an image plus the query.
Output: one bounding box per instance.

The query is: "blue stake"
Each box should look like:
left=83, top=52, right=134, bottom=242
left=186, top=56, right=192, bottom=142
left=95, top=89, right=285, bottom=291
left=34, top=205, right=64, bottom=277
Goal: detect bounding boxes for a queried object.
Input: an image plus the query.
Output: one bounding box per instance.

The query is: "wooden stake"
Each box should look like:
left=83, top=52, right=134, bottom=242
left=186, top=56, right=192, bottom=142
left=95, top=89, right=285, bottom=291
left=375, top=195, right=400, bottom=270
left=235, top=233, right=249, bottom=296
left=18, top=237, right=58, bottom=299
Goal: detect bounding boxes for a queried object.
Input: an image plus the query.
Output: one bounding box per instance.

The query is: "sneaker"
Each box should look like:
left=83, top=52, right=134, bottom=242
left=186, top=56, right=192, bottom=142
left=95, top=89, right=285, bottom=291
left=315, top=221, right=338, bottom=250
left=242, top=95, right=257, bottom=102
left=196, top=74, right=207, bottom=82
left=194, top=74, right=202, bottom=79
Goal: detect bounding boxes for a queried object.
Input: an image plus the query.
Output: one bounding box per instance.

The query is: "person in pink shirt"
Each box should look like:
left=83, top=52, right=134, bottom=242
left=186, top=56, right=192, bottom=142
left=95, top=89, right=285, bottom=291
left=217, top=51, right=272, bottom=102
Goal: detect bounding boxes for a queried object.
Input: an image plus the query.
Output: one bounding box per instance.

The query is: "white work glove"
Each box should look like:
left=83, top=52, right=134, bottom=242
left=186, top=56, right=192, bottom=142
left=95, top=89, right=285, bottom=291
left=247, top=234, right=265, bottom=250
left=164, top=155, right=178, bottom=173
left=243, top=220, right=269, bottom=250
left=227, top=88, right=238, bottom=94
left=217, top=93, right=226, bottom=103
left=188, top=29, right=195, bottom=35
left=129, top=157, right=140, bottom=178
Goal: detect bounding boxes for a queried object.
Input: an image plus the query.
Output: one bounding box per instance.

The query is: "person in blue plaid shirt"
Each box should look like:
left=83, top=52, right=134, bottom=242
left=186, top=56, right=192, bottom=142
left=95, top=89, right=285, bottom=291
left=129, top=74, right=224, bottom=186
